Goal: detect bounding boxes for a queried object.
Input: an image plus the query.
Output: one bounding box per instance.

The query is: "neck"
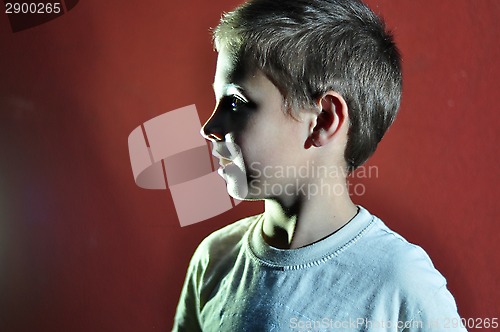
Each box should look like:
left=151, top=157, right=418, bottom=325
left=262, top=179, right=358, bottom=249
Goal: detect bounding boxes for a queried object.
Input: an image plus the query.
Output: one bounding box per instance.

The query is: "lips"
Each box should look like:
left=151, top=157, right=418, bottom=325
left=219, top=157, right=233, bottom=167
left=212, top=149, right=233, bottom=168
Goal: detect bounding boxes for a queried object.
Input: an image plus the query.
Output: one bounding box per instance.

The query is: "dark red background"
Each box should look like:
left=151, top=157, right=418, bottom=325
left=0, top=0, right=498, bottom=331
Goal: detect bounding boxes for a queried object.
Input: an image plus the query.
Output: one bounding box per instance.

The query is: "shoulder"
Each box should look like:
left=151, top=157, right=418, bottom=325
left=362, top=217, right=462, bottom=313
left=362, top=218, right=447, bottom=292
left=190, top=214, right=261, bottom=271
left=358, top=217, right=464, bottom=326
left=198, top=214, right=259, bottom=253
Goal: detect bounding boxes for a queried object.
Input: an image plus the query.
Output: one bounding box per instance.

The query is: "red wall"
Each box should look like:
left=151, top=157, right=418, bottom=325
left=0, top=1, right=498, bottom=331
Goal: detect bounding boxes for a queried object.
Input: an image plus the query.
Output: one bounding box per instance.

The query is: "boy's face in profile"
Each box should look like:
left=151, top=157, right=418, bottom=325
left=203, top=49, right=313, bottom=201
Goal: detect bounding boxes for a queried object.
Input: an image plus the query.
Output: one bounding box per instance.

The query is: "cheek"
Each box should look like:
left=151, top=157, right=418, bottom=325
left=239, top=123, right=273, bottom=159
left=234, top=109, right=299, bottom=169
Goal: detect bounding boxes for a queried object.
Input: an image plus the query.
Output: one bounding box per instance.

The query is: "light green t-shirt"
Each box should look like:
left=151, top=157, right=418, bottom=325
left=173, top=206, right=466, bottom=331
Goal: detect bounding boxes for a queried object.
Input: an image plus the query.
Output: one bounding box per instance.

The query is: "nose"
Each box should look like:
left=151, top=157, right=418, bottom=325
left=201, top=106, right=226, bottom=142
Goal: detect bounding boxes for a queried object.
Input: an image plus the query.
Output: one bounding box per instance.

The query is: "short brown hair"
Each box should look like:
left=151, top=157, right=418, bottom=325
left=213, top=0, right=402, bottom=170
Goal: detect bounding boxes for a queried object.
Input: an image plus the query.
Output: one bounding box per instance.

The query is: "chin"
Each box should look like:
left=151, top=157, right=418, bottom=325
left=219, top=163, right=249, bottom=199
left=225, top=179, right=250, bottom=200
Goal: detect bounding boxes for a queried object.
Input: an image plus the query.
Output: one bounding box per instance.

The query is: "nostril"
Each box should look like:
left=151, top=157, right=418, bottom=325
left=200, top=125, right=224, bottom=141
left=204, top=131, right=224, bottom=142
left=209, top=133, right=224, bottom=141
left=201, top=108, right=226, bottom=141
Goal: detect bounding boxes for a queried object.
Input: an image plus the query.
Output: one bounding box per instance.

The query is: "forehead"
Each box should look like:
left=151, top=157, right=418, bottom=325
left=213, top=51, right=284, bottom=110
left=213, top=48, right=254, bottom=92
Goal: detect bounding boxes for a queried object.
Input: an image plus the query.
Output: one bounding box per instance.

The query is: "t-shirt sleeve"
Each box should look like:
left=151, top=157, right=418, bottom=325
left=404, top=284, right=467, bottom=332
left=172, top=244, right=206, bottom=332
left=393, top=245, right=467, bottom=332
left=172, top=216, right=255, bottom=331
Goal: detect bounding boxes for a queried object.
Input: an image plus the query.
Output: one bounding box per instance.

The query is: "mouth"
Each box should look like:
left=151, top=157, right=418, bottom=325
left=218, top=157, right=233, bottom=167
left=212, top=149, right=234, bottom=168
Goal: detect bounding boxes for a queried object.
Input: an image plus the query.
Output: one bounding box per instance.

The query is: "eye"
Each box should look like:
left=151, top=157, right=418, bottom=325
left=230, top=95, right=246, bottom=112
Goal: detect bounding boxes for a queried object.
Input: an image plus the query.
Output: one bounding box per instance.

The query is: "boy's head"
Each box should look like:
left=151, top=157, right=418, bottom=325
left=212, top=0, right=402, bottom=171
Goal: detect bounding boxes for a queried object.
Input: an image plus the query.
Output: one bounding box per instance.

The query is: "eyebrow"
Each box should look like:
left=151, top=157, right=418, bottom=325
left=212, top=83, right=249, bottom=101
left=212, top=82, right=245, bottom=91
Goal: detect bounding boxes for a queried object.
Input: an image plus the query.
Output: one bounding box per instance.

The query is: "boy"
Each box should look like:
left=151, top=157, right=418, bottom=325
left=174, top=0, right=465, bottom=330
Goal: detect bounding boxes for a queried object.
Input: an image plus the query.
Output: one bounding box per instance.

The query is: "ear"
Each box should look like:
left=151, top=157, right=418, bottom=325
left=309, top=92, right=349, bottom=147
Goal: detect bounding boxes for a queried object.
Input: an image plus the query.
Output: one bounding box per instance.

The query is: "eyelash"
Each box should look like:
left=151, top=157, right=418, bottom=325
left=230, top=95, right=246, bottom=112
